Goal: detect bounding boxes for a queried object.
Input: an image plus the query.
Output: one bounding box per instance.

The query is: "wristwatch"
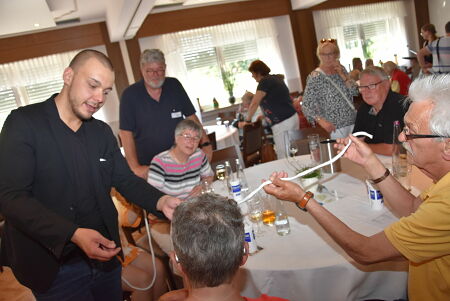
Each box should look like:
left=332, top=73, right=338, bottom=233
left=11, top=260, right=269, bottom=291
left=296, top=191, right=314, bottom=211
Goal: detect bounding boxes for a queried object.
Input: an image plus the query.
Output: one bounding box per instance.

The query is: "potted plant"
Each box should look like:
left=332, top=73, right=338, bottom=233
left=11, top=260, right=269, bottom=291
left=220, top=65, right=236, bottom=104
left=298, top=166, right=321, bottom=194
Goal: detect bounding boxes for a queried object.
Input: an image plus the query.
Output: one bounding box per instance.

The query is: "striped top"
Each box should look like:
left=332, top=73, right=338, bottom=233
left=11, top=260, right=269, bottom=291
left=148, top=149, right=213, bottom=199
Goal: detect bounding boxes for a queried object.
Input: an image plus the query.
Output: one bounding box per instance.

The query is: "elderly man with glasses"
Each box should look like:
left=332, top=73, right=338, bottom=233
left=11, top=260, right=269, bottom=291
left=264, top=74, right=450, bottom=301
left=352, top=66, right=408, bottom=156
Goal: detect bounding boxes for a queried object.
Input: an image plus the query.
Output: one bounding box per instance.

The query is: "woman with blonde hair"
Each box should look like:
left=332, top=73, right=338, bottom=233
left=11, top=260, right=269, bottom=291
left=302, top=39, right=358, bottom=139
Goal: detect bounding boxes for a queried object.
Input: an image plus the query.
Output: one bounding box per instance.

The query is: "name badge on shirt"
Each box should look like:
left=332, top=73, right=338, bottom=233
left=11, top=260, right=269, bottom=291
left=171, top=111, right=182, bottom=119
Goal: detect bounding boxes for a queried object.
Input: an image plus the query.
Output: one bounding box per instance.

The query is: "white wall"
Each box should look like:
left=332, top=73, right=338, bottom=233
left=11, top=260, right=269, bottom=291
left=428, top=0, right=450, bottom=36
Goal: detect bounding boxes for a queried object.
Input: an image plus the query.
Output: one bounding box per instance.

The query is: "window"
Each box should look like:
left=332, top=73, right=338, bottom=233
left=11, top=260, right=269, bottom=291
left=313, top=2, right=409, bottom=71
left=143, top=18, right=285, bottom=111
left=0, top=50, right=78, bottom=130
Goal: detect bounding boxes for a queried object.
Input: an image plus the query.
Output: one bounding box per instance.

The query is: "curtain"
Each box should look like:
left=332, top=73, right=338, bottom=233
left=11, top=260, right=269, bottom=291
left=313, top=1, right=408, bottom=70
left=140, top=18, right=284, bottom=113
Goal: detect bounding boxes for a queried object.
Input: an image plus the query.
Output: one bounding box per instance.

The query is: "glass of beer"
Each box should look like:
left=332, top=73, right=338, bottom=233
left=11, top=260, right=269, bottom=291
left=261, top=194, right=276, bottom=226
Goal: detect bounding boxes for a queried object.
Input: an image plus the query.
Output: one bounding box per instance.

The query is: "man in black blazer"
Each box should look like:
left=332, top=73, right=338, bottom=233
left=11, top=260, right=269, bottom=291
left=0, top=49, right=181, bottom=300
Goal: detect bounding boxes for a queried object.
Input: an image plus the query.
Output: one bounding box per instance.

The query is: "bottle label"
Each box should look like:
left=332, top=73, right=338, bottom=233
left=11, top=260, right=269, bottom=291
left=230, top=180, right=242, bottom=201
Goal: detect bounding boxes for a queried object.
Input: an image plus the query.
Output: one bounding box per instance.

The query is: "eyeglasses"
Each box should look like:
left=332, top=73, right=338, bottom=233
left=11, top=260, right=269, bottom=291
left=402, top=127, right=450, bottom=140
left=358, top=80, right=384, bottom=92
left=147, top=69, right=165, bottom=75
left=181, top=133, right=201, bottom=142
left=320, top=38, right=337, bottom=44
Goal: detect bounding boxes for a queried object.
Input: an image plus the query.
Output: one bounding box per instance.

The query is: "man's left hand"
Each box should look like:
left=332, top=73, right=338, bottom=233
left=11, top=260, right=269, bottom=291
left=157, top=195, right=183, bottom=220
left=263, top=171, right=304, bottom=203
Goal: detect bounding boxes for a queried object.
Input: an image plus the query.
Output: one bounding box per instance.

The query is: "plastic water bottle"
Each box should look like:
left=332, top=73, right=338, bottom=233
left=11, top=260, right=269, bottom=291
left=235, top=158, right=249, bottom=191
left=244, top=217, right=258, bottom=254
left=274, top=200, right=290, bottom=236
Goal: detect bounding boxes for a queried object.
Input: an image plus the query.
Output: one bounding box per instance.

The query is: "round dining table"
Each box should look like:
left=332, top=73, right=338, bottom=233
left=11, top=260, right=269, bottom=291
left=212, top=155, right=409, bottom=301
left=204, top=124, right=240, bottom=150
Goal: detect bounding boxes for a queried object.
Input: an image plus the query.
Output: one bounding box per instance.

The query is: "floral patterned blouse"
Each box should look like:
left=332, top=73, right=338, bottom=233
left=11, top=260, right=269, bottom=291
left=302, top=69, right=358, bottom=129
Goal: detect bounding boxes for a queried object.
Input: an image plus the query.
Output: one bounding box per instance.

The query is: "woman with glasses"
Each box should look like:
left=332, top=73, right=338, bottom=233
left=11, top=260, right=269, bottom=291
left=148, top=119, right=213, bottom=200
left=302, top=39, right=358, bottom=139
left=146, top=119, right=214, bottom=255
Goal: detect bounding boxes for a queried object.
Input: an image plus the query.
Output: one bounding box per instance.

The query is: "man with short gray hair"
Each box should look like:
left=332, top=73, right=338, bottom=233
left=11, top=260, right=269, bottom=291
left=119, top=49, right=212, bottom=179
left=159, top=194, right=288, bottom=301
left=352, top=66, right=407, bottom=155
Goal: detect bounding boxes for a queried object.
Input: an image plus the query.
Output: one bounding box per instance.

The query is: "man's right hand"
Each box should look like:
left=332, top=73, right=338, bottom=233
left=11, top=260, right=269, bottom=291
left=71, top=228, right=120, bottom=261
left=132, top=164, right=150, bottom=179
left=335, top=135, right=380, bottom=169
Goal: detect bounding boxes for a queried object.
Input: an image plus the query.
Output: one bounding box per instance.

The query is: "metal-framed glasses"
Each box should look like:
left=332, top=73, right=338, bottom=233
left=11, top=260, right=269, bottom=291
left=181, top=133, right=201, bottom=142
left=402, top=126, right=450, bottom=140
left=358, top=81, right=383, bottom=92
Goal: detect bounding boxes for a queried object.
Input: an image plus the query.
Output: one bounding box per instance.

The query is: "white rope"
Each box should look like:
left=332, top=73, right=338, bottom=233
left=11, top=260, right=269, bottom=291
left=121, top=209, right=157, bottom=291
left=238, top=131, right=373, bottom=204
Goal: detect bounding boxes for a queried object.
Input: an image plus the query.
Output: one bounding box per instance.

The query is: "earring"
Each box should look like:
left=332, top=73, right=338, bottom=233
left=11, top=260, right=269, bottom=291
left=175, top=254, right=180, bottom=263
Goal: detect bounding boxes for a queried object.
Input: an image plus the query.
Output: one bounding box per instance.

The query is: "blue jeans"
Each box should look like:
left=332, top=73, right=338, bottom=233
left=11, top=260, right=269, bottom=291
left=32, top=259, right=122, bottom=301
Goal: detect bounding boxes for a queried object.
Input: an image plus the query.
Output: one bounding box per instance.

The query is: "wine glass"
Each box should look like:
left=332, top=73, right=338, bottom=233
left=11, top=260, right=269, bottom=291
left=288, top=142, right=298, bottom=158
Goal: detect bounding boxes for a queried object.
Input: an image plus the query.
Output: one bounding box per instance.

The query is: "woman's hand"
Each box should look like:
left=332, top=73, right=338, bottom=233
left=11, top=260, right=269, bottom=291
left=317, top=118, right=336, bottom=133
left=263, top=172, right=304, bottom=203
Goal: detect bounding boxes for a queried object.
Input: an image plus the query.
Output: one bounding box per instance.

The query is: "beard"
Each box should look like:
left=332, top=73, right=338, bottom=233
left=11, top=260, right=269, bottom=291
left=148, top=78, right=165, bottom=89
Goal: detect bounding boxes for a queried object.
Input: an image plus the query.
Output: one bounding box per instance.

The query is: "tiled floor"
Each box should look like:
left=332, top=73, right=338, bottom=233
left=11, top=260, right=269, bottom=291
left=0, top=267, right=35, bottom=301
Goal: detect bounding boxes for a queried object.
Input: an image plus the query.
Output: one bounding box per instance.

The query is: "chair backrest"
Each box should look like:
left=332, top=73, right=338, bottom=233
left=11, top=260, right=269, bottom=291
left=210, top=145, right=244, bottom=178
left=284, top=127, right=330, bottom=157
left=242, top=120, right=264, bottom=167
left=207, top=131, right=217, bottom=151
left=218, top=111, right=237, bottom=122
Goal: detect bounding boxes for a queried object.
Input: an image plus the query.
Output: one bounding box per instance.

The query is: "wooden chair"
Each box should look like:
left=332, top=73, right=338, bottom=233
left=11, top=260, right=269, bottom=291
left=210, top=145, right=244, bottom=179
left=242, top=120, right=264, bottom=167
left=284, top=127, right=330, bottom=157
left=218, top=111, right=237, bottom=122
left=207, top=131, right=217, bottom=151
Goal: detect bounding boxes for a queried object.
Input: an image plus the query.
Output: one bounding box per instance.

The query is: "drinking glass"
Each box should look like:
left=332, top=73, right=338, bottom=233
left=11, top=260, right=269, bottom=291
left=201, top=178, right=214, bottom=194
left=307, top=134, right=321, bottom=165
left=261, top=194, right=276, bottom=226
left=215, top=164, right=228, bottom=194
left=247, top=196, right=264, bottom=235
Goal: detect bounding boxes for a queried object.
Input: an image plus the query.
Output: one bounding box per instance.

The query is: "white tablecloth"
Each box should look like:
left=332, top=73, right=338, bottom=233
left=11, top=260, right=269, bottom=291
left=213, top=156, right=408, bottom=301
left=204, top=125, right=240, bottom=150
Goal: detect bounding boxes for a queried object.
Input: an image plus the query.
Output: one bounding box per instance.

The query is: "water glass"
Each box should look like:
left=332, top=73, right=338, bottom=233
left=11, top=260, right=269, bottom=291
left=201, top=178, right=214, bottom=194
left=247, top=196, right=264, bottom=234
left=307, top=134, right=321, bottom=165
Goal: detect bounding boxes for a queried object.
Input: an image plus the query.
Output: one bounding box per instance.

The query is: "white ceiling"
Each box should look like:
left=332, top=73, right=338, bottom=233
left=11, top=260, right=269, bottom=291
left=0, top=0, right=327, bottom=41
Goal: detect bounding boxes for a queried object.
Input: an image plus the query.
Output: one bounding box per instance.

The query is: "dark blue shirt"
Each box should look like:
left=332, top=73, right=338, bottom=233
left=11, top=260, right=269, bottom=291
left=257, top=75, right=296, bottom=125
left=120, top=78, right=195, bottom=165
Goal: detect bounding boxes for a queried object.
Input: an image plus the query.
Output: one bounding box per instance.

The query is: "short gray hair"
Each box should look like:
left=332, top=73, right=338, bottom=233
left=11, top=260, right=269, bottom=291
left=407, top=74, right=450, bottom=138
left=174, top=119, right=202, bottom=138
left=360, top=66, right=389, bottom=81
left=171, top=193, right=244, bottom=287
left=140, top=49, right=165, bottom=65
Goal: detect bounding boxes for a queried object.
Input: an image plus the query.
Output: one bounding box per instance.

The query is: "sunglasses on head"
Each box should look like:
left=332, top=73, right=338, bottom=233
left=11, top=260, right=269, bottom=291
left=320, top=38, right=337, bottom=44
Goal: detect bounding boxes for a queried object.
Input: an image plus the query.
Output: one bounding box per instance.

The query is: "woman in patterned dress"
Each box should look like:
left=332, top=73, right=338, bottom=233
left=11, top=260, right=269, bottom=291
left=302, top=39, right=358, bottom=139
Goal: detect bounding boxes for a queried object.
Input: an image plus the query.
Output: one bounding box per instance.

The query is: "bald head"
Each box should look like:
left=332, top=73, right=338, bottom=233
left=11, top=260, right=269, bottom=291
left=69, top=49, right=114, bottom=72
